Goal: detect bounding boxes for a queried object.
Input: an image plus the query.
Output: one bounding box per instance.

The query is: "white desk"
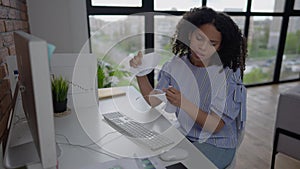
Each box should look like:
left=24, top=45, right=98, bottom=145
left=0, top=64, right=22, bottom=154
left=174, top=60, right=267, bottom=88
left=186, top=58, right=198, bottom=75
left=31, top=86, right=216, bottom=169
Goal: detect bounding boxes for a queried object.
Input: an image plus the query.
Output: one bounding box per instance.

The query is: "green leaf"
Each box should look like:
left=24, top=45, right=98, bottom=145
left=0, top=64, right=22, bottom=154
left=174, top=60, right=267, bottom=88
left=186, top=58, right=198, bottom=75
left=51, top=75, right=69, bottom=102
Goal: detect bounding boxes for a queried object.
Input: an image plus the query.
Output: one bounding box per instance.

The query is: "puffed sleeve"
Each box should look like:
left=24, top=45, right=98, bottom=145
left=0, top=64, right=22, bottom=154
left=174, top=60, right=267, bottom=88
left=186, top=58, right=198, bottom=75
left=210, top=69, right=247, bottom=126
left=155, top=61, right=178, bottom=113
left=156, top=63, right=171, bottom=90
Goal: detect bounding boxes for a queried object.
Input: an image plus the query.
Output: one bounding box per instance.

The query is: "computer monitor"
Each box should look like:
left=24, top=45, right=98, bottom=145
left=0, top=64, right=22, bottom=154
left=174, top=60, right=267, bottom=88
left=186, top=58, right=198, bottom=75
left=3, top=31, right=57, bottom=169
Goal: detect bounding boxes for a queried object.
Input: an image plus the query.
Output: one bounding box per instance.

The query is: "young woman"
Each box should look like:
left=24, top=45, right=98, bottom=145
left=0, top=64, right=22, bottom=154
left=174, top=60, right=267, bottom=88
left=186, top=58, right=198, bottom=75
left=130, top=7, right=247, bottom=169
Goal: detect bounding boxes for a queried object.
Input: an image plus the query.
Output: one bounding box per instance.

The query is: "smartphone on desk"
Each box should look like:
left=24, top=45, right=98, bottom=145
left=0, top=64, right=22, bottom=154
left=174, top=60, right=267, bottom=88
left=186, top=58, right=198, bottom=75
left=166, top=162, right=188, bottom=169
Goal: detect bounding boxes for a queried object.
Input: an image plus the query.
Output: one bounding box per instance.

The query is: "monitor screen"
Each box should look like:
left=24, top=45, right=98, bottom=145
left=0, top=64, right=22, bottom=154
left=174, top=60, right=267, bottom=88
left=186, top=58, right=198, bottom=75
left=3, top=31, right=57, bottom=169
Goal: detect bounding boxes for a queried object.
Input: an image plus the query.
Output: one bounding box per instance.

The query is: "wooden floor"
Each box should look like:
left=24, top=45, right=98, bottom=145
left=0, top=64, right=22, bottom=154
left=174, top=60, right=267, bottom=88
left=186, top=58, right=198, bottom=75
left=235, top=81, right=300, bottom=169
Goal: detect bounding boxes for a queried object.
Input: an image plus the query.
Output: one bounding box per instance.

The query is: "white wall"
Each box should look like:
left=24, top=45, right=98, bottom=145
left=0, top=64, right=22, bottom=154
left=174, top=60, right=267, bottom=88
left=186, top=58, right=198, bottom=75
left=27, top=0, right=90, bottom=53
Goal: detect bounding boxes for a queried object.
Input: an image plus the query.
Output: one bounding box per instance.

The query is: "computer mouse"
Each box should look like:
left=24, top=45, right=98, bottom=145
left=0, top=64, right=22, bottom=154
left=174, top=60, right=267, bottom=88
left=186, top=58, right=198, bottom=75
left=159, top=148, right=189, bottom=162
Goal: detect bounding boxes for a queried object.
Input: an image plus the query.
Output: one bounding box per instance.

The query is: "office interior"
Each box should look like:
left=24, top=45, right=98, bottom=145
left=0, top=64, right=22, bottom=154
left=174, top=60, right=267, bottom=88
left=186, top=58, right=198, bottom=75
left=0, top=0, right=300, bottom=168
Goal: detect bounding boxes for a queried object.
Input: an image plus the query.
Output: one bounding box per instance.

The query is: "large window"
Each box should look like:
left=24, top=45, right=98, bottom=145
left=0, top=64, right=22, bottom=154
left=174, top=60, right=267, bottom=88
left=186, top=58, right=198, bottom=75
left=154, top=0, right=202, bottom=11
left=89, top=15, right=144, bottom=60
left=154, top=15, right=180, bottom=64
left=91, top=0, right=142, bottom=7
left=251, top=0, right=285, bottom=12
left=207, top=0, right=247, bottom=12
left=295, top=0, right=300, bottom=10
left=89, top=15, right=144, bottom=87
left=244, top=16, right=282, bottom=84
left=87, top=0, right=300, bottom=88
left=280, top=17, right=300, bottom=81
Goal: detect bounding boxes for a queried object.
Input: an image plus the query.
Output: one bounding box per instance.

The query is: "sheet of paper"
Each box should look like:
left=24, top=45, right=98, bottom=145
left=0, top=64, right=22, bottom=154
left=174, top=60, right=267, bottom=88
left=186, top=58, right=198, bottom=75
left=121, top=52, right=162, bottom=77
left=98, top=88, right=126, bottom=100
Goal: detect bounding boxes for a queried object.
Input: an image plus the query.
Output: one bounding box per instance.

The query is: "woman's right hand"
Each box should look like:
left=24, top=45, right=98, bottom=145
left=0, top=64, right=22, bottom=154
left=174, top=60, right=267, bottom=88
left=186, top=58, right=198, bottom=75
left=129, top=51, right=143, bottom=68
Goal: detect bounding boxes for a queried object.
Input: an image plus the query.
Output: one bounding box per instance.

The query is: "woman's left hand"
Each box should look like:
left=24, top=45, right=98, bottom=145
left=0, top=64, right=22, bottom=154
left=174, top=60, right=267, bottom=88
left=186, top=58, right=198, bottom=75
left=163, top=87, right=183, bottom=107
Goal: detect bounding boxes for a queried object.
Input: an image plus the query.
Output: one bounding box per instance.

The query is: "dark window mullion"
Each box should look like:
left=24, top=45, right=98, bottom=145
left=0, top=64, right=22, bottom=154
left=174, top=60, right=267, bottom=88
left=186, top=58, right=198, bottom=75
left=202, top=0, right=207, bottom=6
left=145, top=14, right=154, bottom=52
left=225, top=12, right=284, bottom=16
left=151, top=11, right=185, bottom=16
left=87, top=7, right=144, bottom=15
left=248, top=12, right=284, bottom=16
left=243, top=0, right=250, bottom=86
left=86, top=0, right=92, bottom=52
left=144, top=0, right=155, bottom=87
left=142, top=0, right=153, bottom=12
left=291, top=10, right=300, bottom=16
left=244, top=0, right=252, bottom=38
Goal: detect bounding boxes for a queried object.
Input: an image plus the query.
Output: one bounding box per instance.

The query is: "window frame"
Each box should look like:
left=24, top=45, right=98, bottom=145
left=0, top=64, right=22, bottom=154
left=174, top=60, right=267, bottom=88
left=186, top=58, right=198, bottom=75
left=86, top=0, right=300, bottom=88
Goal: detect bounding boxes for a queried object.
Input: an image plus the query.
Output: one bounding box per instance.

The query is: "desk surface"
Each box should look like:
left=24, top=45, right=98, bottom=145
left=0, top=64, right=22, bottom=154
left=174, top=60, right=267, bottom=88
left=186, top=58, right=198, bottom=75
left=31, top=86, right=216, bottom=169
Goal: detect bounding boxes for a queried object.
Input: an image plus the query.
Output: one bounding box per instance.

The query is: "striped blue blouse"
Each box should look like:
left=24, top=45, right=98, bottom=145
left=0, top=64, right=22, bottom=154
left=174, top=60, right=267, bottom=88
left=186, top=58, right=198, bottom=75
left=155, top=55, right=247, bottom=148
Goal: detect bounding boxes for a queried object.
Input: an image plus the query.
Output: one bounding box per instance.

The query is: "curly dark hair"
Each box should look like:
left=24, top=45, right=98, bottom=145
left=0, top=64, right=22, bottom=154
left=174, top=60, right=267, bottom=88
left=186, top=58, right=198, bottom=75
left=172, top=7, right=247, bottom=78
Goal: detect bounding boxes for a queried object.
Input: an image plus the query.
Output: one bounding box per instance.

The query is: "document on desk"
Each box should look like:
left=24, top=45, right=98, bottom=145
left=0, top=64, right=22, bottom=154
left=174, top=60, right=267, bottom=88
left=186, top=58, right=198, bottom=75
left=85, top=157, right=165, bottom=169
left=98, top=87, right=126, bottom=99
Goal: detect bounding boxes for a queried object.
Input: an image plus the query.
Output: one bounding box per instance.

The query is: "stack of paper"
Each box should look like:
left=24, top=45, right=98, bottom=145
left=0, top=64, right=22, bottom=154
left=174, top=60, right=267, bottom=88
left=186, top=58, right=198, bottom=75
left=98, top=87, right=126, bottom=100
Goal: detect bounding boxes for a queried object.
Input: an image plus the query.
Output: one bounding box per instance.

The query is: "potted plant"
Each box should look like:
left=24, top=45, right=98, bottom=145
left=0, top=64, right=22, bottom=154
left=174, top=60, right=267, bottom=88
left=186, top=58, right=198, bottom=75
left=97, top=60, right=131, bottom=88
left=51, top=75, right=69, bottom=113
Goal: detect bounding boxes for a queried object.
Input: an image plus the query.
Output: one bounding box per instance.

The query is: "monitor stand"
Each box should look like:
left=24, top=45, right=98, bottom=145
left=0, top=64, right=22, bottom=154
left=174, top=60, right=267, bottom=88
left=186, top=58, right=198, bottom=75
left=3, top=113, right=61, bottom=169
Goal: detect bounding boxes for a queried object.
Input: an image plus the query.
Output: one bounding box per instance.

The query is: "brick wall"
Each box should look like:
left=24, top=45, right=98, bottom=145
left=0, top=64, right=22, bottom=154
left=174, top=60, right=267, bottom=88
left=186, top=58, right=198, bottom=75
left=0, top=0, right=29, bottom=143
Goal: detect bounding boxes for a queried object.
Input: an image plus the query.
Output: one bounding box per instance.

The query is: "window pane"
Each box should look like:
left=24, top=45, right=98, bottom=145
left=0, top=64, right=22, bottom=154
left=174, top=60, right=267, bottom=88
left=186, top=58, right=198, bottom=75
left=295, top=0, right=300, bottom=10
left=244, top=16, right=282, bottom=85
left=154, top=15, right=181, bottom=63
left=154, top=0, right=201, bottom=11
left=207, top=0, right=247, bottom=12
left=280, top=17, right=300, bottom=81
left=154, top=15, right=180, bottom=57
left=251, top=0, right=285, bottom=12
left=91, top=0, right=142, bottom=7
left=89, top=15, right=144, bottom=87
left=154, top=15, right=181, bottom=83
left=231, top=16, right=245, bottom=34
